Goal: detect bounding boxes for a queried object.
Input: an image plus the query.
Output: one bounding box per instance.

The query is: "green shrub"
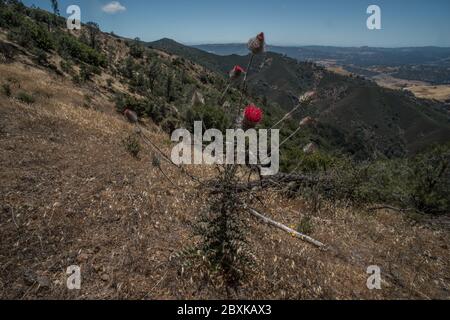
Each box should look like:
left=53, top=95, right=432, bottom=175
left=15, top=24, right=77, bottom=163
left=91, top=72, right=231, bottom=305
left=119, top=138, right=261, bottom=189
left=114, top=93, right=141, bottom=114
left=0, top=42, right=17, bottom=62
left=123, top=134, right=141, bottom=158
left=129, top=38, right=144, bottom=59
left=1, top=83, right=11, bottom=97
left=410, top=145, right=450, bottom=214
left=114, top=94, right=170, bottom=125
left=296, top=216, right=314, bottom=235
left=0, top=6, right=22, bottom=28
left=301, top=152, right=334, bottom=173
left=33, top=48, right=48, bottom=65
left=185, top=104, right=231, bottom=132
left=30, top=8, right=52, bottom=25
left=83, top=94, right=93, bottom=108
left=57, top=33, right=107, bottom=67
left=17, top=91, right=35, bottom=104
left=161, top=116, right=180, bottom=134
left=71, top=74, right=81, bottom=85
left=297, top=145, right=450, bottom=215
left=79, top=64, right=93, bottom=82
left=339, top=158, right=412, bottom=206
left=8, top=18, right=55, bottom=51
left=143, top=102, right=166, bottom=124
left=60, top=60, right=73, bottom=74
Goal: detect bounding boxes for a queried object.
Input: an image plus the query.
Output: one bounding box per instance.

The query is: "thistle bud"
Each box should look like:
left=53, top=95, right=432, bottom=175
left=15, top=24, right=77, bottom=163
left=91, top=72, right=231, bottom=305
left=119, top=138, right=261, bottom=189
left=247, top=32, right=265, bottom=55
left=303, top=142, right=318, bottom=155
left=191, top=91, right=205, bottom=106
left=299, top=116, right=315, bottom=127
left=299, top=91, right=316, bottom=104
left=242, top=104, right=263, bottom=130
left=229, top=65, right=245, bottom=80
left=124, top=109, right=138, bottom=123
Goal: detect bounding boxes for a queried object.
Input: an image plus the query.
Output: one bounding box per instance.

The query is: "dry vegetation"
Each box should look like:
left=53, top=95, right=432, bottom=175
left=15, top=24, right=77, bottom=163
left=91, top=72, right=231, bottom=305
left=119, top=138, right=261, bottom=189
left=1, top=62, right=449, bottom=299
left=323, top=62, right=450, bottom=102
left=367, top=71, right=450, bottom=102
left=407, top=85, right=450, bottom=102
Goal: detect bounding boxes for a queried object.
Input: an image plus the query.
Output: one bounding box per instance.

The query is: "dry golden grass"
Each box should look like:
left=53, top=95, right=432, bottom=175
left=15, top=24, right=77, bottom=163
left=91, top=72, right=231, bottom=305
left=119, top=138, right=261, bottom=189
left=373, top=74, right=450, bottom=101
left=323, top=64, right=450, bottom=102
left=407, top=85, right=450, bottom=101
left=1, top=58, right=449, bottom=300
left=326, top=66, right=352, bottom=77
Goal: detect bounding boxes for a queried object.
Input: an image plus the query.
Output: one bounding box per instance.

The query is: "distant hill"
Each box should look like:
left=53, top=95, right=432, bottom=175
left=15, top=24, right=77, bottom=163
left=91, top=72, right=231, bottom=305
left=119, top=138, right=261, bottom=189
left=193, top=44, right=450, bottom=67
left=194, top=44, right=450, bottom=85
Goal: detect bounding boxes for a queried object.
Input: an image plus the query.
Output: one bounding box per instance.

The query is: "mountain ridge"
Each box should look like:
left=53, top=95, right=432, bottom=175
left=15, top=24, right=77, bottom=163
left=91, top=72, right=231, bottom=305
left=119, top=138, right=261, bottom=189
left=149, top=38, right=450, bottom=159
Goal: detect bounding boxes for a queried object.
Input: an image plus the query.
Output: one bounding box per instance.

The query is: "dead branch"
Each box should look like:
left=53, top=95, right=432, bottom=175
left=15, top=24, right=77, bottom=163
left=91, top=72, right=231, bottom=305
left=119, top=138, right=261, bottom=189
left=368, top=205, right=414, bottom=213
left=208, top=173, right=332, bottom=194
left=245, top=206, right=325, bottom=248
left=8, top=205, right=19, bottom=229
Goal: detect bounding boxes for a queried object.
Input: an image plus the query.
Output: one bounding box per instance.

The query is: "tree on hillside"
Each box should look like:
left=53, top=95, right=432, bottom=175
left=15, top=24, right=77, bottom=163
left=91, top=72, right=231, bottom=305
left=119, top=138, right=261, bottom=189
left=50, top=0, right=59, bottom=16
left=130, top=37, right=144, bottom=59
left=147, top=62, right=158, bottom=91
left=49, top=0, right=59, bottom=30
left=86, top=21, right=100, bottom=50
left=166, top=74, right=173, bottom=102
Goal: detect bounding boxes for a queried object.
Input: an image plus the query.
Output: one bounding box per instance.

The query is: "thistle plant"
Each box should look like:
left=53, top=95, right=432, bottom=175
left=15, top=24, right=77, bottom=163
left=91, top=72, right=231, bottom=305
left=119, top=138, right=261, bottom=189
left=193, top=32, right=321, bottom=290
left=128, top=32, right=323, bottom=294
left=187, top=33, right=269, bottom=290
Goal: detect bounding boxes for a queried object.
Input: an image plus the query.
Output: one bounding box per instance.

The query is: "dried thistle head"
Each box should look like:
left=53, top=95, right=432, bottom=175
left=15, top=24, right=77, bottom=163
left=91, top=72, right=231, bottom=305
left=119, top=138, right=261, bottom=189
left=299, top=91, right=316, bottom=105
left=248, top=32, right=265, bottom=55
left=299, top=116, right=316, bottom=127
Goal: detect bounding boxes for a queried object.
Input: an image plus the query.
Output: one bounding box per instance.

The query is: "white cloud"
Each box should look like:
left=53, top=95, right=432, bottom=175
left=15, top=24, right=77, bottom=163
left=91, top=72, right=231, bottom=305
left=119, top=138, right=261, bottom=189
left=102, top=1, right=126, bottom=14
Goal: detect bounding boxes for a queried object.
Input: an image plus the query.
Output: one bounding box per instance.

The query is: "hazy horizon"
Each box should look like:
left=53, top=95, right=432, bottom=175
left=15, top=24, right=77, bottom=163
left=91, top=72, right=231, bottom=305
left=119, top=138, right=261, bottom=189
left=188, top=42, right=450, bottom=49
left=23, top=0, right=450, bottom=47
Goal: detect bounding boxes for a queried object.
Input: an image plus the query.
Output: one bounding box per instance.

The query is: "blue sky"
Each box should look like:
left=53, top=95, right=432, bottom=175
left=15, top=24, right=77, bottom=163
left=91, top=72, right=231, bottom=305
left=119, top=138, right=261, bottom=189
left=23, top=0, right=450, bottom=47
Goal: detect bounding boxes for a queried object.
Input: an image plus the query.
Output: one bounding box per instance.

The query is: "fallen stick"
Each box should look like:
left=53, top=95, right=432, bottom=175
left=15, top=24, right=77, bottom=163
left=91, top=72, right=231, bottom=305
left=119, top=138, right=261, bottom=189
left=9, top=205, right=19, bottom=229
left=245, top=206, right=325, bottom=248
left=368, top=205, right=414, bottom=213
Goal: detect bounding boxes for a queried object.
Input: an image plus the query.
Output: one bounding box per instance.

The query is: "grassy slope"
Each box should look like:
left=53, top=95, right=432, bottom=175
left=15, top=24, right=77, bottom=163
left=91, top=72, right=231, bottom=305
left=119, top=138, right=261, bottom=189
left=0, top=43, right=450, bottom=299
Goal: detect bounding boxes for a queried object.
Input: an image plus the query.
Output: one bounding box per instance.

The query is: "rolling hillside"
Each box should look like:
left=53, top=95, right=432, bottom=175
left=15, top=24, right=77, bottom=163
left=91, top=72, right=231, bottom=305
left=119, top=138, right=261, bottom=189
left=150, top=39, right=450, bottom=158
left=194, top=44, right=450, bottom=67
left=1, top=62, right=449, bottom=300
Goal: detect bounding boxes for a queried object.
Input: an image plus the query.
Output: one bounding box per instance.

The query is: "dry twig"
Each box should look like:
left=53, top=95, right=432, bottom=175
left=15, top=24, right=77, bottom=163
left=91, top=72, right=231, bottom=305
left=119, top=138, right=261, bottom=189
left=245, top=206, right=325, bottom=248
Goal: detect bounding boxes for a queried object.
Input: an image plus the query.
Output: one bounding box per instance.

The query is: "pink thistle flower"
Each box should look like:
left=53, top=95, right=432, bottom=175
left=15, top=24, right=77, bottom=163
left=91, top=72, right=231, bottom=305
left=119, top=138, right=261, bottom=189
left=243, top=104, right=263, bottom=130
left=247, top=32, right=265, bottom=55
left=229, top=65, right=246, bottom=80
left=299, top=116, right=315, bottom=127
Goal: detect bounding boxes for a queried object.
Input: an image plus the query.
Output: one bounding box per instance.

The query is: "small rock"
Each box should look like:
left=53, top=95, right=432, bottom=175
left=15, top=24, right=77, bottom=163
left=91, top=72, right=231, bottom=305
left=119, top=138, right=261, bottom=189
left=78, top=253, right=89, bottom=263
left=37, top=276, right=51, bottom=289
left=101, top=274, right=110, bottom=282
left=24, top=270, right=36, bottom=286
